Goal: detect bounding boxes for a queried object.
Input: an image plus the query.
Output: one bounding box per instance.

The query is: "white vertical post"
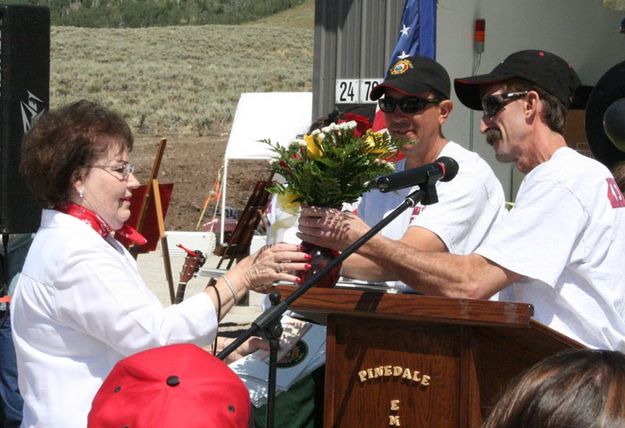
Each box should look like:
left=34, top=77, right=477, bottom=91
left=219, top=159, right=228, bottom=246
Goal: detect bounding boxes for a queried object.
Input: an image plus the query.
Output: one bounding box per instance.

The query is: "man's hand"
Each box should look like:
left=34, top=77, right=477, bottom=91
left=297, top=206, right=370, bottom=251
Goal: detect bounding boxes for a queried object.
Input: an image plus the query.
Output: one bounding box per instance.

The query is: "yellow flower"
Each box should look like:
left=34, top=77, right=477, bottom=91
left=305, top=134, right=323, bottom=159
left=370, top=147, right=389, bottom=156
left=364, top=134, right=376, bottom=150
left=277, top=191, right=300, bottom=215
left=364, top=131, right=389, bottom=155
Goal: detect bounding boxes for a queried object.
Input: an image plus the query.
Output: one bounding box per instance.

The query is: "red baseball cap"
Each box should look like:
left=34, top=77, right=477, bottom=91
left=88, top=344, right=250, bottom=428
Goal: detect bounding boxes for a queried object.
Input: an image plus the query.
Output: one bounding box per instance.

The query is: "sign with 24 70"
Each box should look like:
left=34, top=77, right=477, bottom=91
left=335, top=78, right=382, bottom=104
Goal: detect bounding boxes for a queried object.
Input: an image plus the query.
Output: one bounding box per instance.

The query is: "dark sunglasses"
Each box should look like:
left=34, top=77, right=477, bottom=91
left=481, top=91, right=529, bottom=118
left=378, top=96, right=441, bottom=114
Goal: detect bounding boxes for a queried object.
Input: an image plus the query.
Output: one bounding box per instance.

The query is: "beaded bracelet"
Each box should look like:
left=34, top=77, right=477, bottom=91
left=222, top=274, right=238, bottom=304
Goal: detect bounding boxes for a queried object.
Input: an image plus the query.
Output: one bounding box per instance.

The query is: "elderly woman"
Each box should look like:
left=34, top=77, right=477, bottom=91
left=12, top=100, right=308, bottom=427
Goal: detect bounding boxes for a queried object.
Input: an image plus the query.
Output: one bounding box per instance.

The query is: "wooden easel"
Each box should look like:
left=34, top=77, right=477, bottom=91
left=130, top=138, right=176, bottom=304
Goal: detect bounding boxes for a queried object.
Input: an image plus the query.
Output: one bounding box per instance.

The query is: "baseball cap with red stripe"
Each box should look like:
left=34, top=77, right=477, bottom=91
left=454, top=49, right=579, bottom=110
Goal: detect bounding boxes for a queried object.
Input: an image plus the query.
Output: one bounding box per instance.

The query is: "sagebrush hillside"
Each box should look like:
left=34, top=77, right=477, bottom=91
left=50, top=0, right=315, bottom=136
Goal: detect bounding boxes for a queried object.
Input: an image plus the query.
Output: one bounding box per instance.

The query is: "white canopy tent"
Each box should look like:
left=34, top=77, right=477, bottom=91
left=219, top=92, right=313, bottom=244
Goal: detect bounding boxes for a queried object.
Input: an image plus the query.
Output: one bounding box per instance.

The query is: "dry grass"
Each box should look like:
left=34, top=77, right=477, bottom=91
left=49, top=0, right=316, bottom=230
left=50, top=0, right=314, bottom=136
left=245, top=0, right=314, bottom=29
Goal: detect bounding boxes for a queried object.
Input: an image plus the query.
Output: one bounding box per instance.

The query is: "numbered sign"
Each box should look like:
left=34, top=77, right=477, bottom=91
left=335, top=79, right=359, bottom=104
left=335, top=78, right=383, bottom=104
left=360, top=78, right=382, bottom=103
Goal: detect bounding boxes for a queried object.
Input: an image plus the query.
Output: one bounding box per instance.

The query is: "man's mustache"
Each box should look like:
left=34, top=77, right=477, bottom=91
left=485, top=128, right=502, bottom=146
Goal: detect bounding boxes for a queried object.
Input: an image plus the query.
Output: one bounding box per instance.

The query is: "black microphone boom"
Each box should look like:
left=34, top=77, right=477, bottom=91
left=376, top=156, right=459, bottom=193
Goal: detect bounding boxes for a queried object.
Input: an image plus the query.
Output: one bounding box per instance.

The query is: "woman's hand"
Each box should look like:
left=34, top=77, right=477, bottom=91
left=217, top=336, right=269, bottom=364
left=234, top=243, right=311, bottom=293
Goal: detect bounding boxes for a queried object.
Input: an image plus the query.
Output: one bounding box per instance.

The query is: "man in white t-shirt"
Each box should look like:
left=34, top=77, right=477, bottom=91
left=302, top=49, right=625, bottom=351
left=298, top=55, right=506, bottom=290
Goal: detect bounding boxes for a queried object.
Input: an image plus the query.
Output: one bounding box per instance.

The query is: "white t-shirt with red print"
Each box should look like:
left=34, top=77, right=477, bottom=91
left=477, top=147, right=625, bottom=351
left=357, top=141, right=506, bottom=290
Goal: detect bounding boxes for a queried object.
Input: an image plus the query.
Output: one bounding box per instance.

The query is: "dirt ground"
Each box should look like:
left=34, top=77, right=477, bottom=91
left=131, top=133, right=271, bottom=231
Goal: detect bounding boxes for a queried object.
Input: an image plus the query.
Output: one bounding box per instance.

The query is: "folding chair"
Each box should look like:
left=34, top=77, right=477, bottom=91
left=208, top=173, right=274, bottom=304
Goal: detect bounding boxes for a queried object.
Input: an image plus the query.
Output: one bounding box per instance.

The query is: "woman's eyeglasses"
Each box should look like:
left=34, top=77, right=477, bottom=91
left=378, top=96, right=441, bottom=114
left=92, top=162, right=135, bottom=181
left=481, top=91, right=529, bottom=118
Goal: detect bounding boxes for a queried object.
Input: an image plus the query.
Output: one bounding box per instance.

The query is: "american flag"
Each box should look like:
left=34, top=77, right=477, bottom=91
left=390, top=0, right=436, bottom=64
left=372, top=0, right=437, bottom=131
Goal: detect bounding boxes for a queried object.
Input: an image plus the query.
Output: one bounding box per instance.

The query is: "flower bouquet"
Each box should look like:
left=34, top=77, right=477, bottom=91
left=265, top=120, right=400, bottom=287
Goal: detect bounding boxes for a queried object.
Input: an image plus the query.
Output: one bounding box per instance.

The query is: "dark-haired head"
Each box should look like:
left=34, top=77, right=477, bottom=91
left=20, top=99, right=133, bottom=206
left=483, top=349, right=625, bottom=428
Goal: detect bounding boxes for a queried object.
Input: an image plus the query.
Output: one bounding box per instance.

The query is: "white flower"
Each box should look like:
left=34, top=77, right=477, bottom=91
left=321, top=122, right=340, bottom=134
left=373, top=159, right=394, bottom=168
left=321, top=125, right=333, bottom=134
left=339, top=120, right=357, bottom=130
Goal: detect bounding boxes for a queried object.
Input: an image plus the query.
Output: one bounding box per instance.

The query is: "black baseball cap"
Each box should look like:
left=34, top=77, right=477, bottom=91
left=370, top=56, right=451, bottom=101
left=454, top=49, right=578, bottom=110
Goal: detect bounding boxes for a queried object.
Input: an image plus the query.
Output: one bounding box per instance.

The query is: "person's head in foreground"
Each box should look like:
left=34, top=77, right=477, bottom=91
left=612, top=161, right=625, bottom=192
left=454, top=49, right=579, bottom=173
left=88, top=343, right=251, bottom=427
left=20, top=99, right=139, bottom=231
left=370, top=55, right=453, bottom=153
left=482, top=349, right=625, bottom=428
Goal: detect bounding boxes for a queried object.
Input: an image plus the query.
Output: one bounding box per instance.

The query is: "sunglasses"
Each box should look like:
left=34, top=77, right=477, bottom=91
left=481, top=91, right=529, bottom=118
left=92, top=161, right=136, bottom=181
left=378, top=96, right=441, bottom=114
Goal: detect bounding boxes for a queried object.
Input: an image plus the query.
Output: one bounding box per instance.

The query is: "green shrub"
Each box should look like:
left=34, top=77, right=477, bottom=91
left=4, top=0, right=307, bottom=28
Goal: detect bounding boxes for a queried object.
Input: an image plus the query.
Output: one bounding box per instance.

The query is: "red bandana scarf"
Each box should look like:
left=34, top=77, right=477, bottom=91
left=54, top=201, right=147, bottom=246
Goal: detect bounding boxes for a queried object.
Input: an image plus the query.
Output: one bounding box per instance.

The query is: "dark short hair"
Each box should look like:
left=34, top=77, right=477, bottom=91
left=483, top=349, right=625, bottom=428
left=499, top=79, right=568, bottom=135
left=20, top=99, right=133, bottom=206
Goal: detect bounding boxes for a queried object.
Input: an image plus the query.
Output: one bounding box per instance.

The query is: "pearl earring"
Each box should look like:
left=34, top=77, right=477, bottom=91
left=78, top=188, right=85, bottom=198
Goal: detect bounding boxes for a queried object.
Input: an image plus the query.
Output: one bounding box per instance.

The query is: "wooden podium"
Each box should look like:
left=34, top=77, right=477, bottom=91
left=276, top=286, right=584, bottom=427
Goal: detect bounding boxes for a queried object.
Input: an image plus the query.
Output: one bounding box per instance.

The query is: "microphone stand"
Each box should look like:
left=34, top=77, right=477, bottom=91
left=218, top=179, right=440, bottom=428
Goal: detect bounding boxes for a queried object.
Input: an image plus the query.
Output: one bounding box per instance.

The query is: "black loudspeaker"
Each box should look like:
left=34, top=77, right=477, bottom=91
left=0, top=4, right=50, bottom=233
left=585, top=61, right=625, bottom=170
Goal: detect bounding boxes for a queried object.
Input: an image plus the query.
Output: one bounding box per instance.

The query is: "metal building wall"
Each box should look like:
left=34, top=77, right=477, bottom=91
left=312, top=0, right=405, bottom=121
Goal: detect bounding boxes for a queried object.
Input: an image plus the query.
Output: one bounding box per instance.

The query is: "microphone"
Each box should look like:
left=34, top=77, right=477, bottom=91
left=376, top=157, right=459, bottom=193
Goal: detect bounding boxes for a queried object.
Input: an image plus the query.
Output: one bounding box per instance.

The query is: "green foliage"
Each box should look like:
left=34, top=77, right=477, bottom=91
left=266, top=123, right=400, bottom=208
left=4, top=0, right=307, bottom=28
